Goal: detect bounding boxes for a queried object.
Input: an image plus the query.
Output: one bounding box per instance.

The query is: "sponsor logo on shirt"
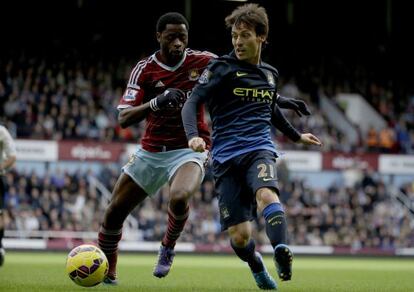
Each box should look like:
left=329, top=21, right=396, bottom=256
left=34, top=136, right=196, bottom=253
left=236, top=71, right=248, bottom=77
left=155, top=80, right=165, bottom=87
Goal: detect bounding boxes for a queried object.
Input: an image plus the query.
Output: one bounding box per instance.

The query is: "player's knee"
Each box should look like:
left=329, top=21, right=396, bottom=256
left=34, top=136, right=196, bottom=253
left=170, top=188, right=192, bottom=203
left=231, top=231, right=250, bottom=247
left=229, top=226, right=251, bottom=247
left=256, top=187, right=279, bottom=206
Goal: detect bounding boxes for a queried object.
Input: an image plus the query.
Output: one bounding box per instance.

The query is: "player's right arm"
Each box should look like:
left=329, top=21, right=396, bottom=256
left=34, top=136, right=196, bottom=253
left=118, top=100, right=150, bottom=128
left=117, top=59, right=185, bottom=128
left=118, top=88, right=184, bottom=128
left=182, top=59, right=228, bottom=151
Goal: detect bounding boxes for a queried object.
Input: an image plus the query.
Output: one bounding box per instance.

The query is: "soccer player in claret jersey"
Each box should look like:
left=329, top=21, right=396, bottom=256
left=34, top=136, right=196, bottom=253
left=98, top=11, right=311, bottom=285
left=97, top=12, right=215, bottom=284
left=182, top=4, right=322, bottom=290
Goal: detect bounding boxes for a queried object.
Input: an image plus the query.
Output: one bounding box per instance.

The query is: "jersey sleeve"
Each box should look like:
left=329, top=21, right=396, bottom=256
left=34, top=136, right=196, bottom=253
left=117, top=60, right=147, bottom=111
left=271, top=105, right=301, bottom=142
left=182, top=59, right=229, bottom=140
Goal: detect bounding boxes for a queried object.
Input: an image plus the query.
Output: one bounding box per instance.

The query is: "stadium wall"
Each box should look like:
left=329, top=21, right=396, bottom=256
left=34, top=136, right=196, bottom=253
left=15, top=139, right=414, bottom=174
left=4, top=238, right=414, bottom=257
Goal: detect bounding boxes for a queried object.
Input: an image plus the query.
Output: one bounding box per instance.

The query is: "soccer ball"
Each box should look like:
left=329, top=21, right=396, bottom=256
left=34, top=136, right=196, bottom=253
left=66, top=244, right=109, bottom=287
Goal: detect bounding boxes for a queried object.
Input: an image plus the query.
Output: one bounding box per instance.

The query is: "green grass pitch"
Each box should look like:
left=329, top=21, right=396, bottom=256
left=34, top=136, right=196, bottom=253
left=0, top=252, right=413, bottom=291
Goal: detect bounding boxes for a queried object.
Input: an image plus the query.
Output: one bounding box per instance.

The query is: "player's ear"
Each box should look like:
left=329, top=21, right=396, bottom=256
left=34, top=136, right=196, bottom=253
left=156, top=32, right=162, bottom=43
left=258, top=35, right=266, bottom=43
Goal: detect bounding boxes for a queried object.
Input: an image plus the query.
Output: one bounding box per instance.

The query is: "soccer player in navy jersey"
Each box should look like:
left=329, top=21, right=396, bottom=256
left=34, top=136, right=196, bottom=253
left=98, top=11, right=311, bottom=284
left=182, top=4, right=321, bottom=290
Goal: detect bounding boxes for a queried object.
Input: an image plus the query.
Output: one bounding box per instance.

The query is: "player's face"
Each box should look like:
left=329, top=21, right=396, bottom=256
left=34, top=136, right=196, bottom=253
left=157, top=24, right=188, bottom=63
left=231, top=22, right=265, bottom=65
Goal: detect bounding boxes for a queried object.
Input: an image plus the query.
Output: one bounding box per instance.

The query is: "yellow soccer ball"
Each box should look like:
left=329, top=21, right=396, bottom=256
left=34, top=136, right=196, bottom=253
left=66, top=244, right=109, bottom=287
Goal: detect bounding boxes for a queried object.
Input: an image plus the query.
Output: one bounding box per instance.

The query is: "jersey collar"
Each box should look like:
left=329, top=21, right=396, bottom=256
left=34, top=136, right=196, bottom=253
left=153, top=50, right=187, bottom=72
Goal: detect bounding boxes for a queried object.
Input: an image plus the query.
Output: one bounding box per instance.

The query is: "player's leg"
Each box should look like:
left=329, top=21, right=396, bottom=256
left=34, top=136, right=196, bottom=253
left=256, top=187, right=293, bottom=281
left=244, top=150, right=292, bottom=281
left=215, top=157, right=276, bottom=290
left=248, top=150, right=292, bottom=281
left=228, top=222, right=277, bottom=290
left=153, top=162, right=202, bottom=278
left=98, top=173, right=148, bottom=283
left=0, top=176, right=5, bottom=267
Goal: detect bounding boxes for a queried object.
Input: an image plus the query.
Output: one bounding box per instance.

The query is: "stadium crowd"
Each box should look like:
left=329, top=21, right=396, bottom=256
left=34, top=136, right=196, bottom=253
left=1, top=56, right=413, bottom=153
left=2, top=164, right=413, bottom=248
left=0, top=48, right=413, bottom=250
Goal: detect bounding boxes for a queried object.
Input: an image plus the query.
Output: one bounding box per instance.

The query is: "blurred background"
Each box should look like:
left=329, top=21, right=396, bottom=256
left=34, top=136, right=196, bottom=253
left=1, top=0, right=413, bottom=256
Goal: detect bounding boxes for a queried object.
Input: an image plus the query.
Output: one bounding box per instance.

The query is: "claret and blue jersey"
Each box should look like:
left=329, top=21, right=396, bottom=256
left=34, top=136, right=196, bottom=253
left=184, top=51, right=280, bottom=163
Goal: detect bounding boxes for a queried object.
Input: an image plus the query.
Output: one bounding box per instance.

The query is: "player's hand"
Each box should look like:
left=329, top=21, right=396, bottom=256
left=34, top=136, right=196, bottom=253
left=188, top=137, right=206, bottom=152
left=298, top=133, right=322, bottom=146
left=150, top=88, right=185, bottom=111
left=277, top=94, right=311, bottom=117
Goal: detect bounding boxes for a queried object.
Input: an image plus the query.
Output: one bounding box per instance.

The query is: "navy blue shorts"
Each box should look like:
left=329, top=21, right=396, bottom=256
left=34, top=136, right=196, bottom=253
left=213, top=150, right=279, bottom=231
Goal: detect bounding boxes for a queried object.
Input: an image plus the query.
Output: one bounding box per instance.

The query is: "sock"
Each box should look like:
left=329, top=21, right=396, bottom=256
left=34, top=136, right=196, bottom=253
left=0, top=229, right=3, bottom=248
left=262, top=203, right=287, bottom=248
left=162, top=206, right=189, bottom=248
left=230, top=239, right=263, bottom=273
left=98, top=225, right=122, bottom=278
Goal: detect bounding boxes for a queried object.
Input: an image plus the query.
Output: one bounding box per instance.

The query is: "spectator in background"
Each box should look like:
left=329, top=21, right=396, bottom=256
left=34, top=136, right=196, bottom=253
left=379, top=126, right=395, bottom=153
left=366, top=125, right=379, bottom=152
left=0, top=124, right=17, bottom=267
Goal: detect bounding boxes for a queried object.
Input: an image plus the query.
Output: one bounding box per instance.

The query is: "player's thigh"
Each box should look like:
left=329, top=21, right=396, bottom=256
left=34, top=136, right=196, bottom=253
left=169, top=162, right=202, bottom=197
left=245, top=150, right=279, bottom=196
left=109, top=173, right=148, bottom=214
left=214, top=160, right=255, bottom=231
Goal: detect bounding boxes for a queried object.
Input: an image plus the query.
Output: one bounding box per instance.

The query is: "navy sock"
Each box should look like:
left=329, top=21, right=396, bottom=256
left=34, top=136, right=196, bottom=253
left=262, top=203, right=287, bottom=248
left=230, top=239, right=263, bottom=273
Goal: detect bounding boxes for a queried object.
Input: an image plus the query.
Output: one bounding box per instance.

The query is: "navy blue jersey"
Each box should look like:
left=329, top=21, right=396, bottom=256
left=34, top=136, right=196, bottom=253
left=182, top=51, right=279, bottom=163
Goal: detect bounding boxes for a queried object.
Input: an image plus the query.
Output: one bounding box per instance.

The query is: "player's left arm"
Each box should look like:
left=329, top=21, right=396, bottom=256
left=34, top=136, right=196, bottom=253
left=269, top=69, right=310, bottom=117
left=271, top=105, right=322, bottom=146
left=276, top=93, right=311, bottom=117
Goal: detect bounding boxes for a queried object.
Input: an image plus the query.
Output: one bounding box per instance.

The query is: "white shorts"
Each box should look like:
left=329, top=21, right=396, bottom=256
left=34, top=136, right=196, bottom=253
left=122, top=145, right=208, bottom=196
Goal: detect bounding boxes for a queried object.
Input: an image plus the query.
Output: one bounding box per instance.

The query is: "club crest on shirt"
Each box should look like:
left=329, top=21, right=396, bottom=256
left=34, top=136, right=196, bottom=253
left=199, top=69, right=212, bottom=84
left=188, top=69, right=200, bottom=81
left=266, top=71, right=275, bottom=87
left=123, top=88, right=138, bottom=101
left=220, top=206, right=230, bottom=219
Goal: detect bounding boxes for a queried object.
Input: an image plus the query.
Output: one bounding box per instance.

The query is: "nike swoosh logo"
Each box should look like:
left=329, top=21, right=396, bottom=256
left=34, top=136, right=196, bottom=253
left=236, top=72, right=248, bottom=77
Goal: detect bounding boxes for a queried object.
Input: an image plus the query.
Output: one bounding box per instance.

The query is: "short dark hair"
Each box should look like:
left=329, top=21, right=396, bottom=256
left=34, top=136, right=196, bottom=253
left=156, top=12, right=189, bottom=33
left=225, top=3, right=269, bottom=38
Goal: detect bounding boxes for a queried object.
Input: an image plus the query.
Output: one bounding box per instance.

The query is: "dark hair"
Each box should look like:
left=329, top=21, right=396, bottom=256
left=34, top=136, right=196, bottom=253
left=156, top=12, right=189, bottom=33
left=225, top=3, right=269, bottom=38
